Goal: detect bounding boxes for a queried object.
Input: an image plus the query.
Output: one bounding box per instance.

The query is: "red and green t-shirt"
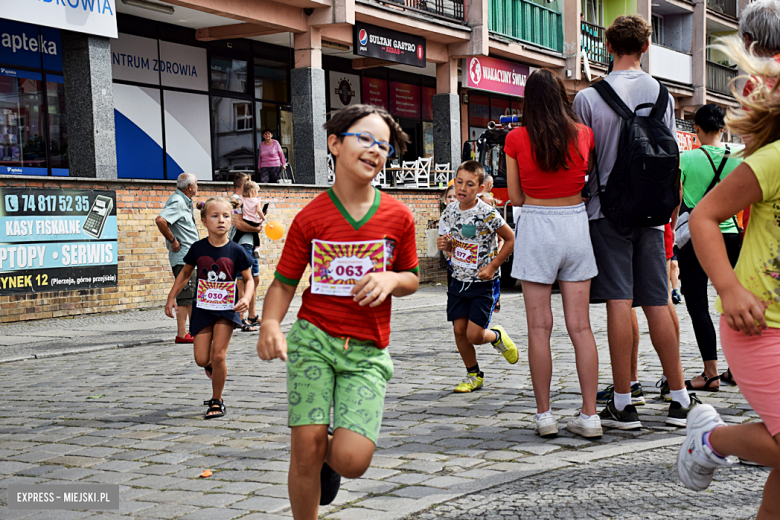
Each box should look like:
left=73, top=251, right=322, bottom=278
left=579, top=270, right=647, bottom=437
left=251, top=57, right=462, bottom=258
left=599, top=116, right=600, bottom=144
left=274, top=187, right=419, bottom=348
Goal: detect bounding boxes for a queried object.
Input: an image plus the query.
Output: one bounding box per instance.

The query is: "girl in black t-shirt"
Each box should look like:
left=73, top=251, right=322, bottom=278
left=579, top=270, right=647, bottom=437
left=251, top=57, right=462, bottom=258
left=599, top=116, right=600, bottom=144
left=165, top=197, right=254, bottom=419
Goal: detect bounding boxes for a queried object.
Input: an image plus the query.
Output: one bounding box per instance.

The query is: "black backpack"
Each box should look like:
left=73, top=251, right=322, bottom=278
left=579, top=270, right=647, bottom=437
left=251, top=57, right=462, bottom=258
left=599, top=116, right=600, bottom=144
left=591, top=80, right=680, bottom=227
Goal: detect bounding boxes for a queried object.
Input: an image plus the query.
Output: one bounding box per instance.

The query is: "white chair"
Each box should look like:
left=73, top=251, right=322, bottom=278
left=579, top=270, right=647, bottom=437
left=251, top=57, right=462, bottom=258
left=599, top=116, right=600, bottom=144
left=327, top=153, right=335, bottom=185
left=372, top=167, right=387, bottom=187
left=416, top=157, right=432, bottom=188
left=433, top=162, right=450, bottom=186
left=396, top=160, right=418, bottom=186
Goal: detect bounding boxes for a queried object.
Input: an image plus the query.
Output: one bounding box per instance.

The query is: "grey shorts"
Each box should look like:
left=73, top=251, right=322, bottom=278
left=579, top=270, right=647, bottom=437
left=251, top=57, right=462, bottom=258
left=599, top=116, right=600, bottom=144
left=172, top=264, right=197, bottom=306
left=588, top=218, right=668, bottom=306
left=511, top=204, right=598, bottom=284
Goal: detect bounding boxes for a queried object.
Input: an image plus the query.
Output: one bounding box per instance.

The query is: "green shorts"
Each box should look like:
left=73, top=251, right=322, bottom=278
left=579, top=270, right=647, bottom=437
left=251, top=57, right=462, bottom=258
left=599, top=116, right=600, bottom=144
left=286, top=319, right=394, bottom=444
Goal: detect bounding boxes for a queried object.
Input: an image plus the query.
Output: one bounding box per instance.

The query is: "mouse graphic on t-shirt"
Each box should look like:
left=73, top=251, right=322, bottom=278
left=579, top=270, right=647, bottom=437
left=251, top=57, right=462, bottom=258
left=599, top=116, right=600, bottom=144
left=197, top=257, right=235, bottom=282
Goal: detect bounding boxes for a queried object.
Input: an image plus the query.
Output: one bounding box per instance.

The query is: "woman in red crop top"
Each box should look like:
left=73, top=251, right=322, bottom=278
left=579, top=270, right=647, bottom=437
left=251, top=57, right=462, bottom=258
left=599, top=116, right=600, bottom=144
left=504, top=69, right=601, bottom=439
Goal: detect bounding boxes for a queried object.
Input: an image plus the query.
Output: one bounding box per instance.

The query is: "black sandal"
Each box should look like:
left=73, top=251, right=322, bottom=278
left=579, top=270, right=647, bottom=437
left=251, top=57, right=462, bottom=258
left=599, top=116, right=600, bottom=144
left=240, top=319, right=258, bottom=332
left=720, top=368, right=736, bottom=385
left=203, top=399, right=226, bottom=419
left=247, top=315, right=260, bottom=326
left=685, top=372, right=720, bottom=392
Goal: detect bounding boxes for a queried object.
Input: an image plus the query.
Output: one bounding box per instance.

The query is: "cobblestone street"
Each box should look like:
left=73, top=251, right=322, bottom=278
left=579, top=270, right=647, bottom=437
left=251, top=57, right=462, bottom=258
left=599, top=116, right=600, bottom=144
left=0, top=285, right=768, bottom=519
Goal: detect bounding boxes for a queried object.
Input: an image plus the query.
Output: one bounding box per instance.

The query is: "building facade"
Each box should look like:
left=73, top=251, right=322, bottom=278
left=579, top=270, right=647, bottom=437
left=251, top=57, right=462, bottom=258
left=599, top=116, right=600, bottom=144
left=0, top=0, right=748, bottom=321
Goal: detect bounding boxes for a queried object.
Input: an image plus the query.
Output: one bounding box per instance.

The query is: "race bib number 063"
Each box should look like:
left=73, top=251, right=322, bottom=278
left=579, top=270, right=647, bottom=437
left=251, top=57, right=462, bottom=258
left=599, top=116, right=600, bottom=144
left=311, top=239, right=386, bottom=296
left=196, top=280, right=236, bottom=310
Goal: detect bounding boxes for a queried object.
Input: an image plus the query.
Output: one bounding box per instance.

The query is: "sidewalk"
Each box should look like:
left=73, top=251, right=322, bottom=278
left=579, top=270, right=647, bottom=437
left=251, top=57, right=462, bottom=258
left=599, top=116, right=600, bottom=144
left=0, top=285, right=450, bottom=363
left=0, top=284, right=766, bottom=520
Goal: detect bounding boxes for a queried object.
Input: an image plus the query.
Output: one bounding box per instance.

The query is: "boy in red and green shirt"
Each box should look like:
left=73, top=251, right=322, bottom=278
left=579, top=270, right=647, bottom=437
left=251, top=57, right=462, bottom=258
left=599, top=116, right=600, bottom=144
left=257, top=105, right=419, bottom=519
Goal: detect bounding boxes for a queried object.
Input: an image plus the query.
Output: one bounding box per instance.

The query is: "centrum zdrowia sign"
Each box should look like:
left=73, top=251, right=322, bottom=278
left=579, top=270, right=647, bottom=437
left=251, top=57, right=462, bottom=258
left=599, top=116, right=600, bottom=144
left=3, top=0, right=118, bottom=39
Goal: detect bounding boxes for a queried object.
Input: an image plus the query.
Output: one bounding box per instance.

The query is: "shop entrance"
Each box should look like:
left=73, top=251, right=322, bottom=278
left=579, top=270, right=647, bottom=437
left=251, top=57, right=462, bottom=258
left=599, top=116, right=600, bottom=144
left=399, top=119, right=421, bottom=163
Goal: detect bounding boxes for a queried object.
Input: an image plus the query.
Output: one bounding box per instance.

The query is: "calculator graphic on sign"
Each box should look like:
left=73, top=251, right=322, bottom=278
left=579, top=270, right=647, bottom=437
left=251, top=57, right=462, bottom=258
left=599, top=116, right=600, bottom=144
left=82, top=195, right=113, bottom=239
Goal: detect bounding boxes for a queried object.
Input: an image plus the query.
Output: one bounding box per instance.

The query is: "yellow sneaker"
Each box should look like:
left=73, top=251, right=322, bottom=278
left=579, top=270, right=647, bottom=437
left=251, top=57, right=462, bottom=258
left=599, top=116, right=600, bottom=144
left=490, top=325, right=518, bottom=364
left=453, top=373, right=484, bottom=393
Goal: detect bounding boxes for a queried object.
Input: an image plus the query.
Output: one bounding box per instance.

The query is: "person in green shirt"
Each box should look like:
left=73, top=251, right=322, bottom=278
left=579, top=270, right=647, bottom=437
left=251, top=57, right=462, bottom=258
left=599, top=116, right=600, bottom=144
left=678, top=104, right=742, bottom=392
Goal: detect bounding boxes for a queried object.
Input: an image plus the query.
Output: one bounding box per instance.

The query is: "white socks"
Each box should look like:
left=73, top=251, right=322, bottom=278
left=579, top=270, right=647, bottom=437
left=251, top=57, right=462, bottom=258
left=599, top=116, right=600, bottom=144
left=536, top=408, right=552, bottom=420
left=630, top=380, right=639, bottom=386
left=614, top=392, right=632, bottom=411
left=580, top=412, right=597, bottom=420
left=670, top=388, right=691, bottom=407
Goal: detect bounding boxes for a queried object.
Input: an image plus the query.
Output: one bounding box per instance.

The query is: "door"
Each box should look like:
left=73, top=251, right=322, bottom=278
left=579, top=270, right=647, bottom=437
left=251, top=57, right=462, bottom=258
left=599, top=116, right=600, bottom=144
left=399, top=119, right=421, bottom=163
left=279, top=106, right=294, bottom=172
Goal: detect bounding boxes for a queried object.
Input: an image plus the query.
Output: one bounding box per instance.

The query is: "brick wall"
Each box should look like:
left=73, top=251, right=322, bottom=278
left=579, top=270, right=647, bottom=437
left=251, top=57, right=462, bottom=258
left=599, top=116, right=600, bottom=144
left=0, top=177, right=447, bottom=323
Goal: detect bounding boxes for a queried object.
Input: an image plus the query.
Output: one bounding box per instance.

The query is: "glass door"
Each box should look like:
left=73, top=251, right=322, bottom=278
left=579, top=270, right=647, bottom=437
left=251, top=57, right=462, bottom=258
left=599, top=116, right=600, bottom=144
left=279, top=106, right=293, bottom=172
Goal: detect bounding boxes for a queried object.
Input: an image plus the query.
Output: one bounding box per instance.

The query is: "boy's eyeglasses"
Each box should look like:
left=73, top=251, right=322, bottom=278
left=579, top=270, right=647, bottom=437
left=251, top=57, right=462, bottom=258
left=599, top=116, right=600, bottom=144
left=340, top=132, right=395, bottom=158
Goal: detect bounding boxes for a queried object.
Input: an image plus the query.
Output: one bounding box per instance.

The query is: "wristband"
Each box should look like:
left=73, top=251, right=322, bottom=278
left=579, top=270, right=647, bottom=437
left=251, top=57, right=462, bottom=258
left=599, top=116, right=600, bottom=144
left=168, top=236, right=177, bottom=243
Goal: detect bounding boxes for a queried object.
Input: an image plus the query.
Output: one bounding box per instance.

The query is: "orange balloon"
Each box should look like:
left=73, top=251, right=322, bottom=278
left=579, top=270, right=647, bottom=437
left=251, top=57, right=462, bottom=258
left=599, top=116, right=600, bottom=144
left=264, top=220, right=285, bottom=240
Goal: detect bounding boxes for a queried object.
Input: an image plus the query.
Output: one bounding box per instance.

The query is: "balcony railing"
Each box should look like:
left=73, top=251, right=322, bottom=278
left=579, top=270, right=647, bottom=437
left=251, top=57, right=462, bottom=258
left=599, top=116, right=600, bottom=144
left=651, top=44, right=692, bottom=85
left=581, top=21, right=609, bottom=66
left=707, top=0, right=737, bottom=18
left=382, top=0, right=465, bottom=22
left=489, top=0, right=563, bottom=53
left=706, top=60, right=737, bottom=95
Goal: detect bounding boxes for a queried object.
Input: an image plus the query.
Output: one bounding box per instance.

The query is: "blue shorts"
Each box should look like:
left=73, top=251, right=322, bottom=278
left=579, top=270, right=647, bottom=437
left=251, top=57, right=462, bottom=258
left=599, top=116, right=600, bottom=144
left=238, top=243, right=260, bottom=278
left=446, top=278, right=500, bottom=329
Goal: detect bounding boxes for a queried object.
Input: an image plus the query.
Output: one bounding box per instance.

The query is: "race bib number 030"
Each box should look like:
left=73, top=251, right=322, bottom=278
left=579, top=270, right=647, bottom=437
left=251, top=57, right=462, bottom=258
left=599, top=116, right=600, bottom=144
left=311, top=239, right=386, bottom=296
left=451, top=237, right=479, bottom=269
left=196, top=280, right=236, bottom=310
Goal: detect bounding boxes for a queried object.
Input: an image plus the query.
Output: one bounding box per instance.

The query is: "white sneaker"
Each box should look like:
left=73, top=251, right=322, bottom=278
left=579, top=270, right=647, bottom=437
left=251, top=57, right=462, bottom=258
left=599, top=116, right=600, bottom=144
left=536, top=411, right=558, bottom=436
left=677, top=403, right=732, bottom=491
left=566, top=412, right=603, bottom=438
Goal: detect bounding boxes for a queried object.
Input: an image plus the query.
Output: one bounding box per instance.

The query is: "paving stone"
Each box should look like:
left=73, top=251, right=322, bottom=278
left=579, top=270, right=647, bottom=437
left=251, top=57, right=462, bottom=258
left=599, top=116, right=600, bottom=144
left=228, top=496, right=289, bottom=513
left=180, top=508, right=246, bottom=520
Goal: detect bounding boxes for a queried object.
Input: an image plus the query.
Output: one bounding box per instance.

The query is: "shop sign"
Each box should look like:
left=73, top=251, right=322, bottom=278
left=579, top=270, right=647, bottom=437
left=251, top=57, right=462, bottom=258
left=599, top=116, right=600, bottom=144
left=490, top=98, right=511, bottom=121
left=389, top=81, right=420, bottom=119
left=362, top=77, right=388, bottom=110
left=354, top=22, right=425, bottom=68
left=677, top=131, right=699, bottom=151
left=0, top=188, right=118, bottom=295
left=159, top=41, right=207, bottom=91
left=422, top=86, right=435, bottom=121
left=111, top=34, right=159, bottom=85
left=329, top=71, right=361, bottom=109
left=0, top=20, right=62, bottom=71
left=468, top=93, right=490, bottom=128
left=111, top=34, right=207, bottom=91
left=3, top=0, right=117, bottom=39
left=464, top=56, right=529, bottom=97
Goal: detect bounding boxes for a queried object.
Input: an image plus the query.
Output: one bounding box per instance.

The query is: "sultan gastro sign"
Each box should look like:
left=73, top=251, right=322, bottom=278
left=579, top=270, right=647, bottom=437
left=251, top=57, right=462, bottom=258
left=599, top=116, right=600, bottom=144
left=354, top=22, right=426, bottom=68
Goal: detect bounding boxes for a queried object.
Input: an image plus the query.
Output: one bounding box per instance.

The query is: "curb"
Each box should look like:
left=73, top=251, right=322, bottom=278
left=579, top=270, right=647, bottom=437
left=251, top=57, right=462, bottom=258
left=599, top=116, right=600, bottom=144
left=0, top=338, right=168, bottom=365
left=324, top=436, right=686, bottom=520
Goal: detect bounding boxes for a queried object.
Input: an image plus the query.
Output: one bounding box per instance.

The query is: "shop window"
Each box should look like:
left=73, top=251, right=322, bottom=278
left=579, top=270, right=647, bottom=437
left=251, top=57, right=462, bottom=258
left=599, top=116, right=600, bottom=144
left=0, top=72, right=46, bottom=175
left=46, top=77, right=68, bottom=175
left=212, top=95, right=255, bottom=176
left=254, top=58, right=288, bottom=103
left=211, top=56, right=249, bottom=94
left=234, top=102, right=253, bottom=132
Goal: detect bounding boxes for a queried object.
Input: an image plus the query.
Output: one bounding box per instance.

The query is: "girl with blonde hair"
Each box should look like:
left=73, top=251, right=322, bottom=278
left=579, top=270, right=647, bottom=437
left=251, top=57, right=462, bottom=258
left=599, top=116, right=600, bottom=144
left=678, top=37, right=780, bottom=518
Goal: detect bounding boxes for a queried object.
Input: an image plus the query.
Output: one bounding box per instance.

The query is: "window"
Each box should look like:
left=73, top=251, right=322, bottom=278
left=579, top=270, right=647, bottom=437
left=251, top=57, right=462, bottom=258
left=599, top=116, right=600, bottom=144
left=652, top=15, right=664, bottom=45
left=211, top=96, right=255, bottom=174
left=254, top=58, right=289, bottom=102
left=234, top=102, right=253, bottom=131
left=582, top=0, right=603, bottom=25
left=46, top=77, right=68, bottom=174
left=0, top=72, right=46, bottom=175
left=211, top=56, right=249, bottom=94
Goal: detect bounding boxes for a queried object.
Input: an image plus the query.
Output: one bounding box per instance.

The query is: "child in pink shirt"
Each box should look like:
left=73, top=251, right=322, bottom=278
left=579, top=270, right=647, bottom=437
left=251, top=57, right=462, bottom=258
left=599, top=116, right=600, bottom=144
left=232, top=181, right=266, bottom=257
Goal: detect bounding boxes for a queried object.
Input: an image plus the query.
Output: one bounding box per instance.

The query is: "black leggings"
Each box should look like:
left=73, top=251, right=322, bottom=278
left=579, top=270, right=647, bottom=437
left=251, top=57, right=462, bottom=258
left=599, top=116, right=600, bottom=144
left=677, top=232, right=741, bottom=362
